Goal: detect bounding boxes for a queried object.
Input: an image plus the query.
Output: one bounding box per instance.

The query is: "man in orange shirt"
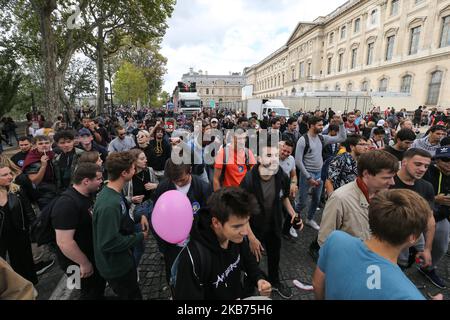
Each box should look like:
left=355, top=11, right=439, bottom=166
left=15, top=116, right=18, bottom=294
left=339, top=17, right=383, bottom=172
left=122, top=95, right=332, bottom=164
left=213, top=127, right=256, bottom=191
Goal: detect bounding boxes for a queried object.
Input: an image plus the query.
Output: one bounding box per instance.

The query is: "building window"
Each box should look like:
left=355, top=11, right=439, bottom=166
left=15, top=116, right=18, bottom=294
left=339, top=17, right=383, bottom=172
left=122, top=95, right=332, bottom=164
left=427, top=71, right=443, bottom=105
left=291, top=69, right=295, bottom=81
left=409, top=26, right=421, bottom=55
left=354, top=18, right=361, bottom=33
left=401, top=75, right=412, bottom=93
left=361, top=81, right=369, bottom=92
left=391, top=0, right=399, bottom=16
left=212, top=89, right=214, bottom=95
left=367, top=42, right=374, bottom=65
left=282, top=74, right=285, bottom=84
left=386, top=35, right=395, bottom=61
left=347, top=83, right=353, bottom=91
left=299, top=62, right=305, bottom=78
left=307, top=62, right=312, bottom=77
left=206, top=88, right=209, bottom=95
left=335, top=84, right=341, bottom=91
left=341, top=26, right=346, bottom=39
left=351, top=48, right=357, bottom=69
left=379, top=78, right=388, bottom=92
left=338, top=53, right=343, bottom=72
left=440, top=16, right=450, bottom=48
left=371, top=10, right=378, bottom=25
left=327, top=57, right=332, bottom=75
left=415, top=0, right=424, bottom=5
left=329, top=32, right=334, bottom=44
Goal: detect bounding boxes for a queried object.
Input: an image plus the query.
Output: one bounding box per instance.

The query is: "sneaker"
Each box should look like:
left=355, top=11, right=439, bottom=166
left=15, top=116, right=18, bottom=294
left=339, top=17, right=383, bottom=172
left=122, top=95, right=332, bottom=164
left=34, top=259, right=55, bottom=276
left=305, top=219, right=320, bottom=231
left=417, top=267, right=447, bottom=289
left=289, top=227, right=298, bottom=238
left=136, top=268, right=140, bottom=283
left=272, top=282, right=292, bottom=299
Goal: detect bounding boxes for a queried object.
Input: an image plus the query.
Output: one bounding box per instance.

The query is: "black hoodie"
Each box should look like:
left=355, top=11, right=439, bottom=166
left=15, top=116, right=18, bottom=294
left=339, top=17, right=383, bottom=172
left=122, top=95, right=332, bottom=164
left=174, top=208, right=265, bottom=300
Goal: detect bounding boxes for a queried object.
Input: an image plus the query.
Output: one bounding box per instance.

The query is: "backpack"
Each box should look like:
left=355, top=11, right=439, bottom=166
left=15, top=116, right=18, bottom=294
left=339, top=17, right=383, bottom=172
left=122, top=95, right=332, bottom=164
left=170, top=239, right=211, bottom=298
left=219, top=145, right=250, bottom=186
left=31, top=192, right=79, bottom=247
left=302, top=134, right=325, bottom=157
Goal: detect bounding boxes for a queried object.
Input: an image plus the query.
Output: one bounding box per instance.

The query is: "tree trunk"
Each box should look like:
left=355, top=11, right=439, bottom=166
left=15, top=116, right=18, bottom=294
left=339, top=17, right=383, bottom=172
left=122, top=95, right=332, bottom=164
left=96, top=24, right=105, bottom=116
left=37, top=0, right=61, bottom=120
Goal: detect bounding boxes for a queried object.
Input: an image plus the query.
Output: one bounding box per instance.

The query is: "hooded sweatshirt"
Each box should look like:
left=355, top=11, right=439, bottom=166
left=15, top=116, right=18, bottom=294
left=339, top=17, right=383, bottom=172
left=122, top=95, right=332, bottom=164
left=174, top=208, right=265, bottom=300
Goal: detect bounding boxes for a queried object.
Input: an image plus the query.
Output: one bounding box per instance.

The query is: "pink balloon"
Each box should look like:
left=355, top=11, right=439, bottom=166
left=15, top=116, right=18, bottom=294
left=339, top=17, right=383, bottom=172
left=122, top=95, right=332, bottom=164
left=151, top=190, right=193, bottom=244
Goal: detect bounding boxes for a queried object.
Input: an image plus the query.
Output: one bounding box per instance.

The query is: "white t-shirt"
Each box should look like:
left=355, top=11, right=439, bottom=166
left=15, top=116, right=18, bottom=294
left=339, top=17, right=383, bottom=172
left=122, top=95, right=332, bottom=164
left=176, top=182, right=191, bottom=195
left=279, top=155, right=295, bottom=177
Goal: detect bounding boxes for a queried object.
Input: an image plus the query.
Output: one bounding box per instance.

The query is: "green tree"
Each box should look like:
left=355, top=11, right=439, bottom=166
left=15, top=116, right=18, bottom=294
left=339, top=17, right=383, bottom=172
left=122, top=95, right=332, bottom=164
left=113, top=62, right=147, bottom=107
left=64, top=58, right=97, bottom=105
left=0, top=49, right=22, bottom=117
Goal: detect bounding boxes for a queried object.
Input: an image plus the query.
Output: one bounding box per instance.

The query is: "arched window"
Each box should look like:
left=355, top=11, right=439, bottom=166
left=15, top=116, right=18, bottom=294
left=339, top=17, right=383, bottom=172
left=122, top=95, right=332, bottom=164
left=427, top=71, right=443, bottom=105
left=335, top=84, right=341, bottom=91
left=347, top=83, right=353, bottom=91
left=400, top=75, right=412, bottom=93
left=379, top=78, right=388, bottom=92
left=361, top=81, right=369, bottom=92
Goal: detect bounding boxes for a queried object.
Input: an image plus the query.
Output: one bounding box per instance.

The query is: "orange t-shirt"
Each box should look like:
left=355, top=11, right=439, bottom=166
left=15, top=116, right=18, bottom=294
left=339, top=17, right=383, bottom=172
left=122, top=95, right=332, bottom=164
left=214, top=146, right=256, bottom=187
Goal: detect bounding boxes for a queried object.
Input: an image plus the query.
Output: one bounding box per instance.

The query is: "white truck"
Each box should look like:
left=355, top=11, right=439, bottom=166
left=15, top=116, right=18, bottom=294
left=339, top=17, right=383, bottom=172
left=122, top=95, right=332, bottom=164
left=244, top=99, right=290, bottom=119
left=173, top=83, right=202, bottom=116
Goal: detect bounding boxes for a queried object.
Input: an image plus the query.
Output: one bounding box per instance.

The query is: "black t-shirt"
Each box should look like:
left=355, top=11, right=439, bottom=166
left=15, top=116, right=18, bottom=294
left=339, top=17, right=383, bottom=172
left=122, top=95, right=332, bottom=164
left=392, top=176, right=435, bottom=209
left=10, top=151, right=28, bottom=169
left=51, top=187, right=95, bottom=269
left=384, top=145, right=405, bottom=161
left=132, top=169, right=153, bottom=201
left=58, top=151, right=76, bottom=189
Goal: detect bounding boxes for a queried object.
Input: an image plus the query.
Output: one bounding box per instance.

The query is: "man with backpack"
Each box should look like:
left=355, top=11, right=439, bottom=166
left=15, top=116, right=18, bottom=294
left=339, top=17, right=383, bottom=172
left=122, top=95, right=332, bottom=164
left=294, top=116, right=346, bottom=231
left=213, top=127, right=256, bottom=191
left=173, top=187, right=271, bottom=300
left=52, top=163, right=105, bottom=299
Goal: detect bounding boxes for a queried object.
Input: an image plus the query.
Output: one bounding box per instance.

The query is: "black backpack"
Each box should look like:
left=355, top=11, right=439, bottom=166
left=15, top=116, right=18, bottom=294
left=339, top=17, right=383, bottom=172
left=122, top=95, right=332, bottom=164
left=31, top=192, right=79, bottom=247
left=302, top=134, right=325, bottom=157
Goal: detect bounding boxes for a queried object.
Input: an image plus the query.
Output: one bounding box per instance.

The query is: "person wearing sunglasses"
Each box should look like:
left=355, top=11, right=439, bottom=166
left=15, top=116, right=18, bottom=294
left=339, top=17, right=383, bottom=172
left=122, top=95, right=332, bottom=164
left=421, top=145, right=450, bottom=289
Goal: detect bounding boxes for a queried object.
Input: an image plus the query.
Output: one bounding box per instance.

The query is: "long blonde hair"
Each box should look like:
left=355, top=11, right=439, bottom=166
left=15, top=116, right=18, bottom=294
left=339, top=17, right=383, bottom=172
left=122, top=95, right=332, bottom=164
left=0, top=156, right=21, bottom=193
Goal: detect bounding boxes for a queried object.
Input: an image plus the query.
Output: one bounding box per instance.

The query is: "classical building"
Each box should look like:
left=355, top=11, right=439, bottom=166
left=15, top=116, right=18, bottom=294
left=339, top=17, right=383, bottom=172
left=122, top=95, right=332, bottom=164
left=181, top=68, right=245, bottom=107
left=245, top=0, right=450, bottom=110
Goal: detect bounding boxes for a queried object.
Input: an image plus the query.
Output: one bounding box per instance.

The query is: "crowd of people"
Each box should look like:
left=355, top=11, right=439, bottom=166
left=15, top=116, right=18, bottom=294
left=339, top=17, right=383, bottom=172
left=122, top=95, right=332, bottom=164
left=0, top=103, right=449, bottom=300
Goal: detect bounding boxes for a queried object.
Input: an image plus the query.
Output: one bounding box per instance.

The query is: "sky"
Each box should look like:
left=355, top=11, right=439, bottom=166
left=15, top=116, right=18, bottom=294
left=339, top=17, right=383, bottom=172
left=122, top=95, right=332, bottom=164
left=161, top=0, right=347, bottom=93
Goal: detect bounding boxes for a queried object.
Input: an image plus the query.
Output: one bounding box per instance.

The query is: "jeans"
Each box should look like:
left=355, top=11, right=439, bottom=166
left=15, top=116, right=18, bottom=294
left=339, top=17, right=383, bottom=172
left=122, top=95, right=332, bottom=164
left=428, top=219, right=450, bottom=270
left=133, top=200, right=153, bottom=266
left=295, top=171, right=324, bottom=221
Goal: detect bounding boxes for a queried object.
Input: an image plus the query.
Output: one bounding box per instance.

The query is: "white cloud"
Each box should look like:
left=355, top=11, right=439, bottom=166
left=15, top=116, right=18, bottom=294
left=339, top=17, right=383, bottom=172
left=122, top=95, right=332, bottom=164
left=161, top=0, right=347, bottom=93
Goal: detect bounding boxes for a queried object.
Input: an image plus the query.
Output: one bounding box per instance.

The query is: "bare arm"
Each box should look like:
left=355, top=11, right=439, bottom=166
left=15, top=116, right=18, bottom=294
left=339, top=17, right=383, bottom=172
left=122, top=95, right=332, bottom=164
left=213, top=167, right=222, bottom=191
left=28, top=156, right=48, bottom=185
left=312, top=266, right=326, bottom=300
left=55, top=230, right=91, bottom=267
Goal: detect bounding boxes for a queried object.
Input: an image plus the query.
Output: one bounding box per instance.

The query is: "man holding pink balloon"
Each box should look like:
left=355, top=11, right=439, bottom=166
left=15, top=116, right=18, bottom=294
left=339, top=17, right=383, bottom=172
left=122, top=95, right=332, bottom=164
left=151, top=159, right=212, bottom=287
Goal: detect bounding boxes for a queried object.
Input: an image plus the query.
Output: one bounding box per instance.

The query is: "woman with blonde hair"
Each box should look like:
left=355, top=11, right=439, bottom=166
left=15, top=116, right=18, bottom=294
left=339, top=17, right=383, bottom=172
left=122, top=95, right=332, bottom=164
left=0, top=156, right=37, bottom=284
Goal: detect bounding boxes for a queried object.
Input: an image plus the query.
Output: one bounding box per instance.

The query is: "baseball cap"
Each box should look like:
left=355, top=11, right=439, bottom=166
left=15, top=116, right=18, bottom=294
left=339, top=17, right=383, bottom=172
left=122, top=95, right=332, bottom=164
left=434, top=146, right=450, bottom=159
left=78, top=128, right=92, bottom=137
left=211, top=118, right=218, bottom=123
left=377, top=120, right=385, bottom=127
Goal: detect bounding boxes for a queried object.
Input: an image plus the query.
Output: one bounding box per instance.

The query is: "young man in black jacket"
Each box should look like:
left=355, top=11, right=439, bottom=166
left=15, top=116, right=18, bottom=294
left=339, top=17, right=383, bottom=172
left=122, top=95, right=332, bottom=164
left=174, top=187, right=271, bottom=300
left=153, top=159, right=212, bottom=286
left=240, top=137, right=303, bottom=299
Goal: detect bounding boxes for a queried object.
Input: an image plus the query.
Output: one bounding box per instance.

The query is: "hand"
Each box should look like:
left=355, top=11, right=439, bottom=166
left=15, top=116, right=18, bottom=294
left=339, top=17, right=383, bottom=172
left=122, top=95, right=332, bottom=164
left=80, top=261, right=94, bottom=278
left=142, top=230, right=149, bottom=240
left=308, top=179, right=320, bottom=187
left=289, top=184, right=298, bottom=199
left=416, top=250, right=432, bottom=268
left=40, top=155, right=49, bottom=167
left=249, top=236, right=264, bottom=262
left=257, top=279, right=272, bottom=297
left=430, top=293, right=444, bottom=300
left=140, top=215, right=149, bottom=232
left=290, top=214, right=304, bottom=231
left=435, top=194, right=450, bottom=207
left=144, top=183, right=158, bottom=191
left=132, top=195, right=144, bottom=204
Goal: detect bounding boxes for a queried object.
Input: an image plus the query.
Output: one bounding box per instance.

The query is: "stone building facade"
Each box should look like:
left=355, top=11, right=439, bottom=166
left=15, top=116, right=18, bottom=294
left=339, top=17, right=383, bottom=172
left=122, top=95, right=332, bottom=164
left=245, top=0, right=450, bottom=110
left=181, top=68, right=245, bottom=107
